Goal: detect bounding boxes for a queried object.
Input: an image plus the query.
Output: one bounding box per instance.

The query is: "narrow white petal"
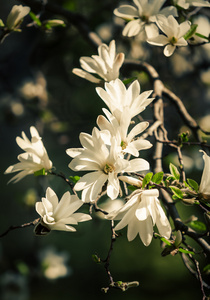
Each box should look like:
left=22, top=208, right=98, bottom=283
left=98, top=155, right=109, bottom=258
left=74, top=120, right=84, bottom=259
left=199, top=150, right=210, bottom=194
left=46, top=187, right=58, bottom=210
left=73, top=212, right=92, bottom=222
left=72, top=68, right=101, bottom=83
left=164, top=44, right=176, bottom=57
left=35, top=202, right=45, bottom=217
left=114, top=5, right=139, bottom=19
left=127, top=218, right=139, bottom=241
left=124, top=158, right=150, bottom=172
left=66, top=148, right=83, bottom=158
left=138, top=217, right=153, bottom=246
left=74, top=171, right=104, bottom=191
left=122, top=19, right=143, bottom=37
left=147, top=35, right=169, bottom=46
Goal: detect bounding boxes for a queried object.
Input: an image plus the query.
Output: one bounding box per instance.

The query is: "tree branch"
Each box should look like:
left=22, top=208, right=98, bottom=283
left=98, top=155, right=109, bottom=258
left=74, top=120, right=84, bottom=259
left=18, top=0, right=102, bottom=49
left=0, top=218, right=40, bottom=238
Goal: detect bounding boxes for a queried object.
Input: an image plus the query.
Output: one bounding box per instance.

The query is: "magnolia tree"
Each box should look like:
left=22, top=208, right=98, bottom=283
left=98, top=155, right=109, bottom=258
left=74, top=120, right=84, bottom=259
left=0, top=0, right=210, bottom=299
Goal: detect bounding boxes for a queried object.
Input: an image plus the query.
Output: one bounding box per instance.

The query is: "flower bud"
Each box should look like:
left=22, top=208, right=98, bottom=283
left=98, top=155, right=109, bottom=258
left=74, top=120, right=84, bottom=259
left=6, top=5, right=30, bottom=31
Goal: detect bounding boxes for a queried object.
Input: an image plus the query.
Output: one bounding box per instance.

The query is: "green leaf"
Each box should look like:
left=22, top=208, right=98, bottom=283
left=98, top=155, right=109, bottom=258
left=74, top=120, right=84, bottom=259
left=169, top=163, right=180, bottom=180
left=152, top=172, right=163, bottom=184
left=166, top=175, right=176, bottom=182
left=34, top=168, right=46, bottom=176
left=195, top=32, right=209, bottom=41
left=154, top=233, right=172, bottom=246
left=92, top=254, right=101, bottom=264
left=178, top=248, right=195, bottom=255
left=188, top=220, right=207, bottom=232
left=29, top=12, right=42, bottom=27
left=127, top=185, right=137, bottom=191
left=142, top=172, right=153, bottom=189
left=170, top=186, right=184, bottom=199
left=184, top=24, right=198, bottom=40
left=160, top=237, right=172, bottom=246
left=179, top=132, right=189, bottom=143
left=187, top=178, right=199, bottom=193
left=203, top=264, right=210, bottom=273
left=69, top=175, right=80, bottom=183
left=123, top=77, right=137, bottom=86
left=16, top=261, right=29, bottom=275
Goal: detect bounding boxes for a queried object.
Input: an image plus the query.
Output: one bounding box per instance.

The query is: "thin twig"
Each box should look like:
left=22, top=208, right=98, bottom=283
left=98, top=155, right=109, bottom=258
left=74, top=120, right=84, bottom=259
left=49, top=171, right=77, bottom=195
left=102, top=220, right=117, bottom=285
left=18, top=0, right=102, bottom=49
left=0, top=218, right=40, bottom=238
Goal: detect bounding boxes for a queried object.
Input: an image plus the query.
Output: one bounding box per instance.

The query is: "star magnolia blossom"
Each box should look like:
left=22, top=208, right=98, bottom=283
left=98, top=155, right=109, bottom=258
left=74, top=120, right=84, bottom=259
left=175, top=0, right=210, bottom=9
left=72, top=40, right=125, bottom=83
left=66, top=127, right=150, bottom=202
left=96, top=79, right=153, bottom=123
left=147, top=15, right=191, bottom=57
left=6, top=5, right=30, bottom=31
left=199, top=150, right=210, bottom=201
left=36, top=187, right=92, bottom=232
left=107, top=189, right=171, bottom=246
left=114, top=0, right=177, bottom=37
left=97, top=108, right=152, bottom=157
left=5, top=126, right=52, bottom=183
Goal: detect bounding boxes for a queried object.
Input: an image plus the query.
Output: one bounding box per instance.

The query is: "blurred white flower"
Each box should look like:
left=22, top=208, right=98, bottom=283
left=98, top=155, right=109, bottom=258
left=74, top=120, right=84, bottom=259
left=147, top=15, right=191, bottom=57
left=114, top=0, right=177, bottom=37
left=96, top=79, right=153, bottom=122
left=66, top=127, right=150, bottom=202
left=36, top=187, right=92, bottom=232
left=199, top=150, right=210, bottom=201
left=39, top=247, right=72, bottom=280
left=107, top=189, right=171, bottom=246
left=5, top=126, right=52, bottom=183
left=97, top=108, right=152, bottom=157
left=190, top=15, right=210, bottom=44
left=6, top=5, right=30, bottom=31
left=72, top=40, right=124, bottom=83
left=175, top=0, right=210, bottom=9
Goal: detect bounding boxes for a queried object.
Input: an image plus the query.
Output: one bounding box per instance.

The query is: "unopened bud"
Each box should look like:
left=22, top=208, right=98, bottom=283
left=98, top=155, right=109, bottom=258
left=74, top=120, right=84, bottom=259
left=182, top=198, right=199, bottom=205
left=174, top=230, right=182, bottom=247
left=119, top=175, right=142, bottom=187
left=43, top=19, right=65, bottom=28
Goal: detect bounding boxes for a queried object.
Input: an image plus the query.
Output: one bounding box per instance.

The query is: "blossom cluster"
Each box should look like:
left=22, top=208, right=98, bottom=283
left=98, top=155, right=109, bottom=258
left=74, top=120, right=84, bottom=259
left=4, top=1, right=210, bottom=248
left=5, top=38, right=173, bottom=246
left=113, top=0, right=210, bottom=56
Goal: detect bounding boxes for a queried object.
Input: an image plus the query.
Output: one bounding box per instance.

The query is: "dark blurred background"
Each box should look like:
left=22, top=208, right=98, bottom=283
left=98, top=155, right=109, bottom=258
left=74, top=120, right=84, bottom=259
left=0, top=1, right=210, bottom=299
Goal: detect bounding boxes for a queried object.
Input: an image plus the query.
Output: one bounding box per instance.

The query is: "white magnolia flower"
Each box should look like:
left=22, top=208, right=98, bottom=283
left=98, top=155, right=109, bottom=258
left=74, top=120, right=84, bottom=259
left=114, top=0, right=177, bottom=37
left=72, top=40, right=125, bottom=83
left=6, top=5, right=30, bottom=31
left=36, top=187, right=92, bottom=232
left=66, top=127, right=150, bottom=202
left=190, top=15, right=210, bottom=44
left=147, top=15, right=191, bottom=57
left=107, top=189, right=171, bottom=246
left=96, top=79, right=153, bottom=122
left=175, top=0, right=210, bottom=9
left=199, top=150, right=210, bottom=200
left=5, top=126, right=52, bottom=183
left=97, top=108, right=152, bottom=157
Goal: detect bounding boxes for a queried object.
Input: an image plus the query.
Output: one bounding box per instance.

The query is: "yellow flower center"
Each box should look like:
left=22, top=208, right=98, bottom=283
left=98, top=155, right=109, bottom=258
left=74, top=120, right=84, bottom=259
left=141, top=15, right=149, bottom=23
left=121, top=141, right=128, bottom=150
left=103, top=163, right=115, bottom=174
left=170, top=36, right=177, bottom=45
